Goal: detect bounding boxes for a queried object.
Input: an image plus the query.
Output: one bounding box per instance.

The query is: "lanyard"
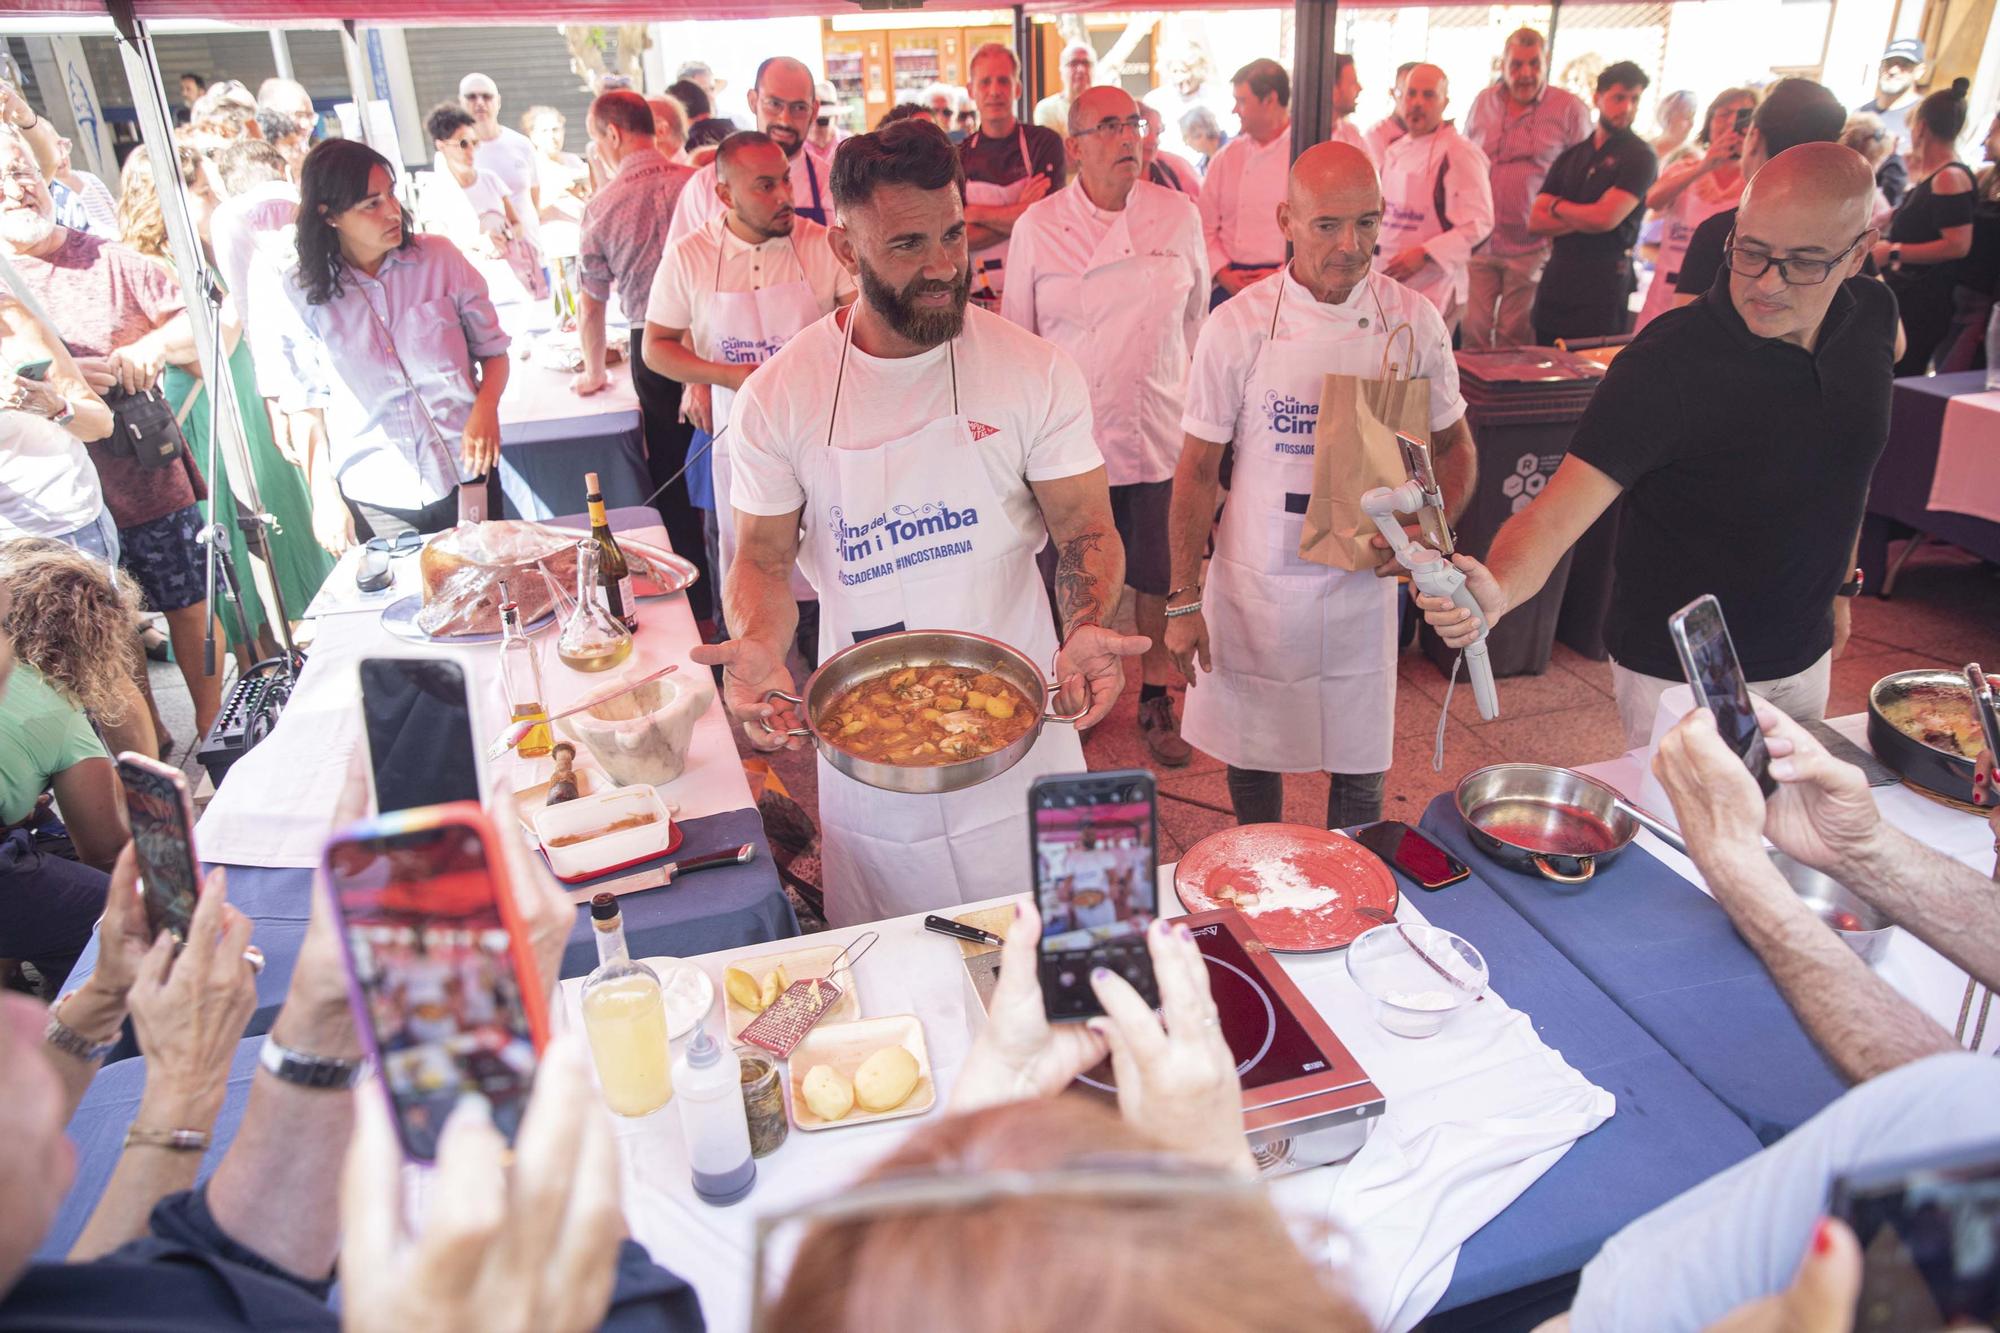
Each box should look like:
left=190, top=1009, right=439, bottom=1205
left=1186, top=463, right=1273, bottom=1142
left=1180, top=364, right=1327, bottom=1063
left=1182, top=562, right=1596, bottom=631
left=353, top=273, right=459, bottom=475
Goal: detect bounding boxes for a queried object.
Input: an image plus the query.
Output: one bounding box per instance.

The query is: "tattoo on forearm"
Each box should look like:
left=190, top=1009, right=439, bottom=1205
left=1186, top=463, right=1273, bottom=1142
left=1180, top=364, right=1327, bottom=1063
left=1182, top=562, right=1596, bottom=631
left=1054, top=531, right=1107, bottom=635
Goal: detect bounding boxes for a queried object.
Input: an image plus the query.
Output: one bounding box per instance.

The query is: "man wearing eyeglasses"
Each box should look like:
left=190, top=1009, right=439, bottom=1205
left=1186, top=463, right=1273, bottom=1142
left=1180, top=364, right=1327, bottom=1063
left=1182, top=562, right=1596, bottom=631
left=1003, top=86, right=1208, bottom=765
left=664, top=57, right=829, bottom=249
left=1419, top=143, right=1894, bottom=749
left=457, top=74, right=539, bottom=236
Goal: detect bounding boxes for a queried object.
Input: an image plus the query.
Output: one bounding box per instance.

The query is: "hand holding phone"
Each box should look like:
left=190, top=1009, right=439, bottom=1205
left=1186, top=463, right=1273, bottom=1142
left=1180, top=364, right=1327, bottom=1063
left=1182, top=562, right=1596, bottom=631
left=1669, top=595, right=1776, bottom=797
left=1831, top=1139, right=2000, bottom=1332
left=117, top=752, right=203, bottom=942
left=1031, top=770, right=1161, bottom=1022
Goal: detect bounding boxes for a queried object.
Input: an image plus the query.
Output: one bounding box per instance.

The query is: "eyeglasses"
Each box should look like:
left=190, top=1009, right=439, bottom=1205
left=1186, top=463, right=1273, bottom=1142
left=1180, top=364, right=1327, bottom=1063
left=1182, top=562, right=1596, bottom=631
left=1722, top=229, right=1867, bottom=286
left=1078, top=115, right=1145, bottom=139
left=462, top=92, right=495, bottom=103
left=445, top=137, right=476, bottom=150
left=814, top=116, right=830, bottom=127
left=364, top=531, right=423, bottom=556
left=759, top=94, right=813, bottom=119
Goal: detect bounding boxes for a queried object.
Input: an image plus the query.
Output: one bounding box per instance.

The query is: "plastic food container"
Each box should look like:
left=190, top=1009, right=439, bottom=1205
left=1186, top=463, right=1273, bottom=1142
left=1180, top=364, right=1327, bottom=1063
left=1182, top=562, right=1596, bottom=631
left=531, top=785, right=676, bottom=882
left=560, top=667, right=715, bottom=787
left=1345, top=923, right=1488, bottom=1039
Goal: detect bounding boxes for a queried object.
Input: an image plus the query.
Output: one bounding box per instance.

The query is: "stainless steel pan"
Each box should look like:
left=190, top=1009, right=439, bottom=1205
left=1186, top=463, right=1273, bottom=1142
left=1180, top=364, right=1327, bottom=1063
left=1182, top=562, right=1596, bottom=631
left=1455, top=763, right=1687, bottom=884
left=760, top=629, right=1086, bottom=795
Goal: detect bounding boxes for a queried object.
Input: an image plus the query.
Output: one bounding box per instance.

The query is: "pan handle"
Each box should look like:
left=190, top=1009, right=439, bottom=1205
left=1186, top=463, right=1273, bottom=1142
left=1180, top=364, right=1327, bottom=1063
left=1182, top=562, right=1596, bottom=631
left=1042, top=678, right=1091, bottom=726
left=1532, top=854, right=1596, bottom=885
left=757, top=689, right=814, bottom=739
left=1617, top=800, right=1690, bottom=857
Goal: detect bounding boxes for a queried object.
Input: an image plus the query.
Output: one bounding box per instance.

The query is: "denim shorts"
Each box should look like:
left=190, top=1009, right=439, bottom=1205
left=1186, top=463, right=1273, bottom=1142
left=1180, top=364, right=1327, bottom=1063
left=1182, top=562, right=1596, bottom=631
left=52, top=507, right=122, bottom=567
left=117, top=502, right=207, bottom=613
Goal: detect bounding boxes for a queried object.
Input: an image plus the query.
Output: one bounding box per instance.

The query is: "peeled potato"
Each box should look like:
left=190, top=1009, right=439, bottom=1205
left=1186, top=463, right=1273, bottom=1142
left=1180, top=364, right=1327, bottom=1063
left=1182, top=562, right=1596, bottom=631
left=853, top=1045, right=921, bottom=1112
left=801, top=1064, right=854, bottom=1120
left=724, top=966, right=765, bottom=1014
left=758, top=969, right=783, bottom=1011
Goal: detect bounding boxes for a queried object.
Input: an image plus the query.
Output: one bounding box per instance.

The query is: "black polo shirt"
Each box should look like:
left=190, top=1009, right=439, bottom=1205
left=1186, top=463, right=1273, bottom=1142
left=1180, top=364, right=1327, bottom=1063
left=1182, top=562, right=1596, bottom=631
left=1566, top=266, right=1897, bottom=680
left=1541, top=125, right=1658, bottom=276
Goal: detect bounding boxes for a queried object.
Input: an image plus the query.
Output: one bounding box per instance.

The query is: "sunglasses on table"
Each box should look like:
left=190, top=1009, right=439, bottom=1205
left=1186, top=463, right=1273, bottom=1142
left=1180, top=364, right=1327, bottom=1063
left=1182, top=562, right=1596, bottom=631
left=364, top=532, right=424, bottom=557
left=1721, top=229, right=1868, bottom=286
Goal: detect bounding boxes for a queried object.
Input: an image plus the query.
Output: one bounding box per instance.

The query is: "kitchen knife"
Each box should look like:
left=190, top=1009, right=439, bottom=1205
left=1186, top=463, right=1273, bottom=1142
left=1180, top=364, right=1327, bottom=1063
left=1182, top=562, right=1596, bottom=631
left=565, top=842, right=756, bottom=905
left=923, top=914, right=1005, bottom=949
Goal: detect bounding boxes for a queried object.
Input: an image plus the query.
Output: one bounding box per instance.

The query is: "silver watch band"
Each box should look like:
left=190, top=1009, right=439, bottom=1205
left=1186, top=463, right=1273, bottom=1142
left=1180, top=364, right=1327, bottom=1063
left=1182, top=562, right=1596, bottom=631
left=258, top=1036, right=368, bottom=1089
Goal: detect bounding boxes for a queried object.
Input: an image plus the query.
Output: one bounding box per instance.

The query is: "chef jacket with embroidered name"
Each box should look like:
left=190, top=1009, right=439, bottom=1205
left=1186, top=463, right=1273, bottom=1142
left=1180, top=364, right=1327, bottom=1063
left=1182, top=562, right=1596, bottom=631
left=729, top=304, right=1105, bottom=925
left=1374, top=124, right=1496, bottom=315
left=250, top=234, right=509, bottom=509
left=1198, top=128, right=1292, bottom=274
left=1001, top=179, right=1208, bottom=486
left=1180, top=267, right=1464, bottom=775
left=663, top=148, right=831, bottom=249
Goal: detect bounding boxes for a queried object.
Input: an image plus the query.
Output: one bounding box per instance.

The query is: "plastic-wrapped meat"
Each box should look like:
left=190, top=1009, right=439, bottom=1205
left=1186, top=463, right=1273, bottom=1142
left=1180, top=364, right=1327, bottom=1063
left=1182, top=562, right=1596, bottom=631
left=415, top=521, right=580, bottom=636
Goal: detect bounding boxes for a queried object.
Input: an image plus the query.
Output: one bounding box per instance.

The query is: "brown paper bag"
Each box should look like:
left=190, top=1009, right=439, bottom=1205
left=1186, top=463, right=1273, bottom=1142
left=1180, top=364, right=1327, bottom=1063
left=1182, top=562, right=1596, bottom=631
left=1298, top=322, right=1431, bottom=571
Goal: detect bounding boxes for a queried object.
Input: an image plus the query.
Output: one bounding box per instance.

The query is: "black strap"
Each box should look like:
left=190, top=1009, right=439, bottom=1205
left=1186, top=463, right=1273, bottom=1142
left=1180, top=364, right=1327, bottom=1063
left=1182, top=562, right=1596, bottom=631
left=1433, top=154, right=1453, bottom=235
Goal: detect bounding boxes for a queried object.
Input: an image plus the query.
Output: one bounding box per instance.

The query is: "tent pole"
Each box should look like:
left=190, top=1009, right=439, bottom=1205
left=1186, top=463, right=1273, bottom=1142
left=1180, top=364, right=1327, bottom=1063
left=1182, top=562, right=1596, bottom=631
left=106, top=0, right=300, bottom=674
left=1548, top=0, right=1563, bottom=62
left=269, top=31, right=294, bottom=82
left=1292, top=0, right=1337, bottom=164
left=339, top=20, right=377, bottom=149
left=1012, top=5, right=1032, bottom=123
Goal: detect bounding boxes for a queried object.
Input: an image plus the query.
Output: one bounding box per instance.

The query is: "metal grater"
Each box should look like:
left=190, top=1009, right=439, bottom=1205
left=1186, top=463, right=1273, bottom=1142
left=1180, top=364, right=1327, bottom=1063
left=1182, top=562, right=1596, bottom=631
left=740, top=932, right=879, bottom=1056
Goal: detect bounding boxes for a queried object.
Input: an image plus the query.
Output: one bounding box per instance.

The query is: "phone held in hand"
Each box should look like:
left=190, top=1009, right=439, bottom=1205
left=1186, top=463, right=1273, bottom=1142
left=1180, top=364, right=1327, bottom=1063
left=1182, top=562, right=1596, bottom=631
left=1830, top=1138, right=2000, bottom=1332
left=1030, top=769, right=1161, bottom=1022
left=1669, top=594, right=1777, bottom=796
left=116, top=752, right=203, bottom=942
left=358, top=657, right=482, bottom=814
left=1351, top=820, right=1470, bottom=890
left=321, top=803, right=549, bottom=1162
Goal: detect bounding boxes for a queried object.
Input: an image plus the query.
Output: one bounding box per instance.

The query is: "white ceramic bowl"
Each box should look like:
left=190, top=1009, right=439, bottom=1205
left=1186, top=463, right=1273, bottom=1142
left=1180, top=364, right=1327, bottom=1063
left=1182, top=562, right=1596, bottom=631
left=560, top=668, right=714, bottom=788
left=1345, top=922, right=1488, bottom=1039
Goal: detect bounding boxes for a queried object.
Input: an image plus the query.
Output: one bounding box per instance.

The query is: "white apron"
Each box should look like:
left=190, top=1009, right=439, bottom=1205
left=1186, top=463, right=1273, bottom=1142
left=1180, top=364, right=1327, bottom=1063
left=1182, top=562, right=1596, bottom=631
left=1375, top=135, right=1457, bottom=315
left=1633, top=180, right=1739, bottom=333
left=965, top=127, right=1037, bottom=310
left=1180, top=278, right=1399, bottom=774
left=800, top=310, right=1087, bottom=926
left=705, top=231, right=823, bottom=598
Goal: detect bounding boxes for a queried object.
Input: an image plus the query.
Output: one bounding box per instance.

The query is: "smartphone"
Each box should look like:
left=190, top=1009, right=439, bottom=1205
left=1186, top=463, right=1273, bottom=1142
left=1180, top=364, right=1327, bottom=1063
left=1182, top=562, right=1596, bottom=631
left=322, top=803, right=548, bottom=1161
left=1031, top=769, right=1161, bottom=1022
left=1352, top=820, right=1469, bottom=890
left=1669, top=595, right=1776, bottom=796
left=14, top=359, right=51, bottom=382
left=1732, top=107, right=1753, bottom=134
left=1830, top=1139, right=2000, bottom=1333
left=116, top=752, right=202, bottom=941
left=359, top=657, right=481, bottom=814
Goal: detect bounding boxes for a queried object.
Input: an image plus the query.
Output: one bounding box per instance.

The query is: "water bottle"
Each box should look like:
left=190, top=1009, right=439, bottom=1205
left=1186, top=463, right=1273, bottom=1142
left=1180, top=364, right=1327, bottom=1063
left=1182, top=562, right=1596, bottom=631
left=1986, top=304, right=2000, bottom=391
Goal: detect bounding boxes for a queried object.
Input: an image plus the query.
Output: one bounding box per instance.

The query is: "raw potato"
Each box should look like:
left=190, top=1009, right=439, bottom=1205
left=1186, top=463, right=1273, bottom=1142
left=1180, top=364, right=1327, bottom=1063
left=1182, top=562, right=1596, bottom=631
left=757, top=968, right=784, bottom=1011
left=853, top=1045, right=921, bottom=1112
left=801, top=1064, right=855, bottom=1121
left=724, top=967, right=764, bottom=1014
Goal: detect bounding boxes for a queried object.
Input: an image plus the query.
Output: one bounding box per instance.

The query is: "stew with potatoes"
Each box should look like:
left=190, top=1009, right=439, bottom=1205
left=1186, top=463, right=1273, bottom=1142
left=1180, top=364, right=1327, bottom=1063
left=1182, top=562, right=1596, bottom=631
left=821, top=665, right=1037, bottom=766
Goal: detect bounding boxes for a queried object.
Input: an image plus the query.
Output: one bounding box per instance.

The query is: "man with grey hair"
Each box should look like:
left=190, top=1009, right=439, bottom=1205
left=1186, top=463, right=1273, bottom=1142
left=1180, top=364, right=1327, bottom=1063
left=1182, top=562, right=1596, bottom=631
left=254, top=77, right=316, bottom=178
left=458, top=72, right=538, bottom=227
left=1461, top=27, right=1590, bottom=348
left=1034, top=41, right=1096, bottom=135
left=1421, top=145, right=1894, bottom=748
left=1373, top=62, right=1494, bottom=331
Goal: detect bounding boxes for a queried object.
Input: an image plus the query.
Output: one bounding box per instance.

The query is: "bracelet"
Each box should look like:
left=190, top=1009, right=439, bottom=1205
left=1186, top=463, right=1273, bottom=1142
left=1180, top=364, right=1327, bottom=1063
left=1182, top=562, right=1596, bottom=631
left=1166, top=583, right=1201, bottom=603
left=45, top=993, right=122, bottom=1062
left=1163, top=599, right=1204, bottom=619
left=123, top=1126, right=209, bottom=1153
left=259, top=1035, right=368, bottom=1089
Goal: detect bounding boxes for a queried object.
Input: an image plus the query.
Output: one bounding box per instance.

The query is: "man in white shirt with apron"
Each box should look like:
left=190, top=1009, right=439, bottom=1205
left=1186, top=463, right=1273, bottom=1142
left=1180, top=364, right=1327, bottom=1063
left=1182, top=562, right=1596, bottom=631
left=1166, top=141, right=1476, bottom=829
left=695, top=119, right=1146, bottom=927
left=1374, top=64, right=1495, bottom=334
left=643, top=132, right=854, bottom=614
left=959, top=42, right=1066, bottom=311
left=665, top=58, right=831, bottom=249
left=1002, top=84, right=1208, bottom=767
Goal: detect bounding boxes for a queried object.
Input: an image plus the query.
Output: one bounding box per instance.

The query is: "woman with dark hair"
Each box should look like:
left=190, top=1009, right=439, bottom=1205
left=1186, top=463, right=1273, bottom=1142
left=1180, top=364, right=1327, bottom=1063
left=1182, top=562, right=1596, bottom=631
left=247, top=138, right=509, bottom=550
left=419, top=102, right=547, bottom=315
left=1871, top=78, right=1976, bottom=374
left=1934, top=108, right=1999, bottom=373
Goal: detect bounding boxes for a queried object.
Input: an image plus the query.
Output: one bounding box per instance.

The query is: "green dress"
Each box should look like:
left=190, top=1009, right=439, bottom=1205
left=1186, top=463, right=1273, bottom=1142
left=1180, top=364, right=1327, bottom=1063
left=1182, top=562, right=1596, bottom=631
left=166, top=338, right=332, bottom=646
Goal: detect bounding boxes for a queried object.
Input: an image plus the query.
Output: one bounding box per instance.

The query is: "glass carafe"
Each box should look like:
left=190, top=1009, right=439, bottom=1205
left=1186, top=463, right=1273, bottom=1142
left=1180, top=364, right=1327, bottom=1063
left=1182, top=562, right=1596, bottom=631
left=556, top=539, right=634, bottom=674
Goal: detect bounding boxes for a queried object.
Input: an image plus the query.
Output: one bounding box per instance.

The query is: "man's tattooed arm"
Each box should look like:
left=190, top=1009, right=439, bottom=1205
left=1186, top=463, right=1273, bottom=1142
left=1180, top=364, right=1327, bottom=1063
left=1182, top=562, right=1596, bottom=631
left=1029, top=470, right=1125, bottom=640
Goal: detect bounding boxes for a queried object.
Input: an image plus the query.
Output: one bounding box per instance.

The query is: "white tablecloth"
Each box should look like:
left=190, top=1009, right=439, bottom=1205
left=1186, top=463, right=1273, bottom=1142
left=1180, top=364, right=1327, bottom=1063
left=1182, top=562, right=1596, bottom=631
left=500, top=354, right=641, bottom=429
left=1576, top=692, right=1999, bottom=1056
left=559, top=886, right=1610, bottom=1333
left=198, top=521, right=749, bottom=868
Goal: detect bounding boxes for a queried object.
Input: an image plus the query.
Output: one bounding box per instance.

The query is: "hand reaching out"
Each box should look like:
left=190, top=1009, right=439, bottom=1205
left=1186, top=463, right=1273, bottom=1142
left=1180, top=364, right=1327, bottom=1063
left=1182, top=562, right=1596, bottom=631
left=689, top=638, right=803, bottom=751
left=1053, top=623, right=1150, bottom=729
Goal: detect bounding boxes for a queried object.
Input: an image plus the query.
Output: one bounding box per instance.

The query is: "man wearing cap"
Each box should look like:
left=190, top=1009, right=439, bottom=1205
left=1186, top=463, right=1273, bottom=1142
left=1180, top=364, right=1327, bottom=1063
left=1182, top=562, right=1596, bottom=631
left=1855, top=39, right=1925, bottom=206
left=1035, top=43, right=1097, bottom=136
left=1004, top=85, right=1208, bottom=765
left=666, top=57, right=831, bottom=246
left=458, top=74, right=539, bottom=229
left=806, top=80, right=847, bottom=166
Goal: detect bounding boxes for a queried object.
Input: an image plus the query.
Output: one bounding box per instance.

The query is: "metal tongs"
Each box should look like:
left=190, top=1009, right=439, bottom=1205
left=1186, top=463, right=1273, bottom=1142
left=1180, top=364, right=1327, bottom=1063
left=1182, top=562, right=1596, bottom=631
left=1966, top=664, right=2000, bottom=773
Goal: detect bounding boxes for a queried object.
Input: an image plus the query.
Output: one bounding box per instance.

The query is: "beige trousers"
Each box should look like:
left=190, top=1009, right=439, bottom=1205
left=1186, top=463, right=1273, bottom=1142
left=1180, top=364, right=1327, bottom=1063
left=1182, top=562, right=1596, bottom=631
left=1464, top=247, right=1549, bottom=349
left=1609, top=652, right=1833, bottom=753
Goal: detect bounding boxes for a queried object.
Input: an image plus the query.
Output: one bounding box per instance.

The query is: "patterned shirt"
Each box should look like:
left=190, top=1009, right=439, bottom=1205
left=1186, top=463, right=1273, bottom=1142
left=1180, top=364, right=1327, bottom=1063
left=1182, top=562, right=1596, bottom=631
left=576, top=147, right=696, bottom=320
left=1462, top=82, right=1592, bottom=255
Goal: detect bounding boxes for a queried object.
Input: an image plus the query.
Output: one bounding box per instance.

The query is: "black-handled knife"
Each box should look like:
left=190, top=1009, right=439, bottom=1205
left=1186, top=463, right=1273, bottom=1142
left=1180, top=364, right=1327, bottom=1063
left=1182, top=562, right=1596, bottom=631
left=566, top=843, right=756, bottom=905
left=924, top=914, right=1004, bottom=948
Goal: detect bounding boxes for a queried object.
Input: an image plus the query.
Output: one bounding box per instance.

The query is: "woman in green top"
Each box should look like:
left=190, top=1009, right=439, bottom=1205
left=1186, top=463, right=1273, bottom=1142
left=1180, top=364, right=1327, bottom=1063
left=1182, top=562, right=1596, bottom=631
left=117, top=148, right=333, bottom=656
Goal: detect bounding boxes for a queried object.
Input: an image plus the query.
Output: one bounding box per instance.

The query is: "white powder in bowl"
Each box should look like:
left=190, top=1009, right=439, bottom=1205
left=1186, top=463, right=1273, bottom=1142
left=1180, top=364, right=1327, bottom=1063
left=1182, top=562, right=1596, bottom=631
left=1383, top=989, right=1456, bottom=1011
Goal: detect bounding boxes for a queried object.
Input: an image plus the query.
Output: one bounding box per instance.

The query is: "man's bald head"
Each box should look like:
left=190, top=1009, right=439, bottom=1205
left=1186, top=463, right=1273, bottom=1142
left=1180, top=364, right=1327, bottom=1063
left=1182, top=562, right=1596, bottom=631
left=1281, top=142, right=1382, bottom=303
left=1730, top=143, right=1878, bottom=347
left=1067, top=85, right=1141, bottom=204
left=1401, top=63, right=1449, bottom=135
left=1068, top=83, right=1135, bottom=134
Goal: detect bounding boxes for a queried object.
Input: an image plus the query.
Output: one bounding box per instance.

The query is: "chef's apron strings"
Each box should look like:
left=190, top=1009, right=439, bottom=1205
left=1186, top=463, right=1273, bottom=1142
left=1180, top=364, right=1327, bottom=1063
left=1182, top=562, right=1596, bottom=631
left=823, top=304, right=959, bottom=451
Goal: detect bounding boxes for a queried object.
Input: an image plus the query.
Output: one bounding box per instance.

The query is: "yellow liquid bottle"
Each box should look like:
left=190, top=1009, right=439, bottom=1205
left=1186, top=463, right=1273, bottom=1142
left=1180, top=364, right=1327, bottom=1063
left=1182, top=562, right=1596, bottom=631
left=556, top=539, right=635, bottom=674
left=497, top=597, right=554, bottom=758
left=580, top=894, right=672, bottom=1117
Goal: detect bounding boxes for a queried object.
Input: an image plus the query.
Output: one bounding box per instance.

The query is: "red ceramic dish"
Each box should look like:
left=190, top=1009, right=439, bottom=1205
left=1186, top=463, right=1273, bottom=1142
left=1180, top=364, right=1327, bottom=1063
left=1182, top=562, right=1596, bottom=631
left=1174, top=824, right=1400, bottom=953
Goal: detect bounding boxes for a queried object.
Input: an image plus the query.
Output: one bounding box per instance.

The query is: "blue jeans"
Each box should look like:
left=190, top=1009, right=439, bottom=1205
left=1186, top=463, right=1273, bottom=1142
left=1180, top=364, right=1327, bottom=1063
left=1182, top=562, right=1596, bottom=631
left=51, top=506, right=121, bottom=566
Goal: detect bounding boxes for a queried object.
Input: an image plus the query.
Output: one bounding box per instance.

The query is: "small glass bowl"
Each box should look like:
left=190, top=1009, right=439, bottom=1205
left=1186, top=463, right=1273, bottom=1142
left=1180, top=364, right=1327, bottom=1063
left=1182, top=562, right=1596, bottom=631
left=1345, top=922, right=1488, bottom=1039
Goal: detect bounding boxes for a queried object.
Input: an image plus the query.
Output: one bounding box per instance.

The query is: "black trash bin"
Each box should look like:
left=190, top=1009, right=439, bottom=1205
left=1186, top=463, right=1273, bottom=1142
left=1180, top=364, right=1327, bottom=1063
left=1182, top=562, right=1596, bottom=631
left=1417, top=347, right=1603, bottom=681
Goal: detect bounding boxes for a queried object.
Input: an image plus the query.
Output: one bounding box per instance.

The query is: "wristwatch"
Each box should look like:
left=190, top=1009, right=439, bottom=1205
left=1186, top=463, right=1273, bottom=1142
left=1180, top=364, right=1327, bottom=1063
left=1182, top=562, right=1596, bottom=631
left=48, top=394, right=74, bottom=427
left=259, top=1036, right=368, bottom=1089
left=44, top=998, right=120, bottom=1063
left=1887, top=244, right=1902, bottom=272
left=1836, top=567, right=1865, bottom=599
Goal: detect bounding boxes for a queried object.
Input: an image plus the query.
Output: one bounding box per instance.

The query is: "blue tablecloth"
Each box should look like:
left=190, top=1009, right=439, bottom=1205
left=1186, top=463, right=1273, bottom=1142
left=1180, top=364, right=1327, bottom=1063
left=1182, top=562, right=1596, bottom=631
left=63, top=805, right=797, bottom=1050
left=1414, top=844, right=1766, bottom=1312
left=1859, top=371, right=2000, bottom=587
left=498, top=406, right=651, bottom=521
left=1419, top=794, right=1847, bottom=1145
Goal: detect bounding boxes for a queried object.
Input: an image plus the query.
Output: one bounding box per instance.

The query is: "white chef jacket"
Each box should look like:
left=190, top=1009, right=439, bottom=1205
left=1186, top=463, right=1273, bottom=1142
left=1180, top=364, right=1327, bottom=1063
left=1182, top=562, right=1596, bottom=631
left=663, top=150, right=831, bottom=249
left=1365, top=116, right=1407, bottom=167
left=209, top=180, right=299, bottom=310
left=1198, top=126, right=1292, bottom=273
left=1329, top=117, right=1377, bottom=169
left=1374, top=125, right=1495, bottom=313
left=1001, top=180, right=1208, bottom=486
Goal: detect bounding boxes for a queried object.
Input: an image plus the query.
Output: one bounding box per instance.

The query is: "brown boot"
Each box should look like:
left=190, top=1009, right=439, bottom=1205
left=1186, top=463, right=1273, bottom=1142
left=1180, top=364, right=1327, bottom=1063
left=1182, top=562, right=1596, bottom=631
left=1138, top=693, right=1192, bottom=767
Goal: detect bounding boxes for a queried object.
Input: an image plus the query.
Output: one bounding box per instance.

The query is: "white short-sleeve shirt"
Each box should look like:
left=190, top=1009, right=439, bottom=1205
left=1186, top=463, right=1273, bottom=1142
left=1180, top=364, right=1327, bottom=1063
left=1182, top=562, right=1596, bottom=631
left=729, top=304, right=1104, bottom=541
left=1182, top=266, right=1465, bottom=444
left=645, top=215, right=855, bottom=355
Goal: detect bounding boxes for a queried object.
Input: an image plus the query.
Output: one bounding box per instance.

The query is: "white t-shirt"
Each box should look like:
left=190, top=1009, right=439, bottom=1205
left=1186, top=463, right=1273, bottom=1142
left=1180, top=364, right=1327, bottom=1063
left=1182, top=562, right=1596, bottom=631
left=645, top=214, right=854, bottom=352
left=210, top=180, right=299, bottom=309
left=1183, top=266, right=1466, bottom=443
left=1329, top=117, right=1376, bottom=169
left=729, top=305, right=1103, bottom=584
left=663, top=150, right=831, bottom=250
left=475, top=126, right=539, bottom=215
left=0, top=411, right=102, bottom=540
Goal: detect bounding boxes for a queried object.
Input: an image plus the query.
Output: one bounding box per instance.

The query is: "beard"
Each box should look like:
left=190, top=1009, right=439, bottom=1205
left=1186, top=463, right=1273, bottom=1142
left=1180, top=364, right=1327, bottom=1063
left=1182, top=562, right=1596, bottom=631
left=856, top=255, right=969, bottom=348
left=0, top=206, right=56, bottom=250
left=766, top=124, right=803, bottom=156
